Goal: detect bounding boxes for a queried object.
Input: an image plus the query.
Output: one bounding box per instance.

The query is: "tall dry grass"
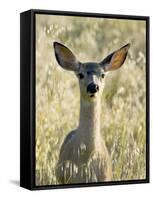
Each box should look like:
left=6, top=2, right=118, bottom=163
left=35, top=14, right=146, bottom=185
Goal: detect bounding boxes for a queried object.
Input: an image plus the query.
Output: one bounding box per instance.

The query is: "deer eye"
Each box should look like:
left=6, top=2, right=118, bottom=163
left=101, top=74, right=105, bottom=78
left=78, top=73, right=84, bottom=79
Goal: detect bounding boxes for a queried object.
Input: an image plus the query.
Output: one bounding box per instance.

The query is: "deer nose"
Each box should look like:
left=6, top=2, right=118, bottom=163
left=87, top=83, right=99, bottom=93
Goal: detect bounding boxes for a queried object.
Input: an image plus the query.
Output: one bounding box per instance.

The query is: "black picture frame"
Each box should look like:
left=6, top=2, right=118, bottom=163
left=20, top=9, right=150, bottom=190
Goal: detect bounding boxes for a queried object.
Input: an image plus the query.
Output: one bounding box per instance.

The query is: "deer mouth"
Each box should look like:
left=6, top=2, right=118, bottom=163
left=90, top=94, right=95, bottom=98
left=87, top=91, right=97, bottom=98
left=87, top=93, right=96, bottom=98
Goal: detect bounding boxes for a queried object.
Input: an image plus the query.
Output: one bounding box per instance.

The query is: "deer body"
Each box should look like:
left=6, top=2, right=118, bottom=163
left=56, top=93, right=112, bottom=183
left=53, top=42, right=130, bottom=184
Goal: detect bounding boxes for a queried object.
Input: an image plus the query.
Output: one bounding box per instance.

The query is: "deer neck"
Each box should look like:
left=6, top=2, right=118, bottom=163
left=78, top=95, right=102, bottom=150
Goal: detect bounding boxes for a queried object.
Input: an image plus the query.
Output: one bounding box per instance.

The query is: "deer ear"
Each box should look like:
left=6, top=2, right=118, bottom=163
left=100, top=43, right=130, bottom=72
left=53, top=42, right=80, bottom=71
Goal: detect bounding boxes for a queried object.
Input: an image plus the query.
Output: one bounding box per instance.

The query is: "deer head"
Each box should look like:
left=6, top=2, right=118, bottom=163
left=53, top=42, right=130, bottom=100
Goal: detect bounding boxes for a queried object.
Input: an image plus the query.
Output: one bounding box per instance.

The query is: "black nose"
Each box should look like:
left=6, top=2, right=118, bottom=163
left=87, top=83, right=99, bottom=94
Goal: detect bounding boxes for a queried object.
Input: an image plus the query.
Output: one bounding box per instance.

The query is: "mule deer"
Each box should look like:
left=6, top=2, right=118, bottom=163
left=53, top=42, right=130, bottom=184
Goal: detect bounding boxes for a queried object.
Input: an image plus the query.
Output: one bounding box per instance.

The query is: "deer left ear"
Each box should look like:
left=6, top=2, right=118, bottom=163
left=100, top=43, right=130, bottom=72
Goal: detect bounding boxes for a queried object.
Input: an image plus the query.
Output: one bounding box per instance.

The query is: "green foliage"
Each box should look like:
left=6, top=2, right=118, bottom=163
left=35, top=14, right=146, bottom=185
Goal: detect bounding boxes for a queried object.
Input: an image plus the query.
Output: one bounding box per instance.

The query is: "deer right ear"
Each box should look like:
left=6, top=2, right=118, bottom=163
left=53, top=42, right=80, bottom=72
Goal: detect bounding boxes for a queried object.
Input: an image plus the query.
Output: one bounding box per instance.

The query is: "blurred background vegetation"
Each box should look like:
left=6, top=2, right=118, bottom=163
left=35, top=14, right=146, bottom=186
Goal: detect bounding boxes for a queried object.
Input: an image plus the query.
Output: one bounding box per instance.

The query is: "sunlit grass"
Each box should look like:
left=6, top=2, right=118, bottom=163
left=35, top=14, right=146, bottom=185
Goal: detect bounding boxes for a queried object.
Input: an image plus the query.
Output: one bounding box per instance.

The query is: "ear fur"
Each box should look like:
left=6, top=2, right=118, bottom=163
left=53, top=42, right=79, bottom=71
left=100, top=43, right=130, bottom=72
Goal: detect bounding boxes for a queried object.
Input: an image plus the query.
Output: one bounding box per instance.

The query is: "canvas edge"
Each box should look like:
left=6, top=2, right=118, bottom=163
left=20, top=10, right=35, bottom=190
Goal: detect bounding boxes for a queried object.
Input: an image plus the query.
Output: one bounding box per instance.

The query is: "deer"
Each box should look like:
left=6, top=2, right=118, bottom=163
left=53, top=41, right=130, bottom=184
